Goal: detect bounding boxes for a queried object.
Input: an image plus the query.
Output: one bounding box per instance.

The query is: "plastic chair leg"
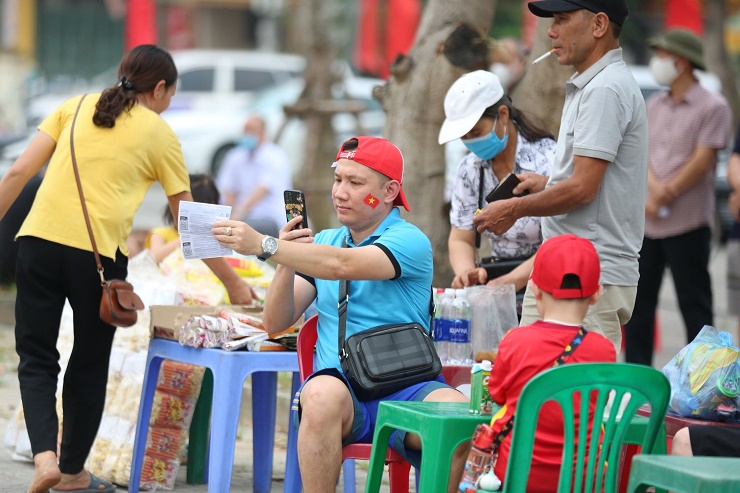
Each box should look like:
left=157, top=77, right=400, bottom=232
left=343, top=459, right=356, bottom=492
left=388, top=460, right=412, bottom=493
left=205, top=363, right=244, bottom=492
left=284, top=373, right=302, bottom=493
left=129, top=356, right=164, bottom=493
left=187, top=368, right=213, bottom=485
left=252, top=371, right=277, bottom=493
left=366, top=425, right=396, bottom=492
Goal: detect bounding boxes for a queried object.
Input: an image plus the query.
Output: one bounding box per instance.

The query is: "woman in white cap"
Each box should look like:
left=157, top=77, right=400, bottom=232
left=439, top=70, right=555, bottom=289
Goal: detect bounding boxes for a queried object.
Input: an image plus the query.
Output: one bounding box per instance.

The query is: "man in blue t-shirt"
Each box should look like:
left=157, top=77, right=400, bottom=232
left=213, top=136, right=467, bottom=493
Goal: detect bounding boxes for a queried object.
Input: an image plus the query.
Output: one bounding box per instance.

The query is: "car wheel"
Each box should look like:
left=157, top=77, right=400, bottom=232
left=211, top=144, right=235, bottom=177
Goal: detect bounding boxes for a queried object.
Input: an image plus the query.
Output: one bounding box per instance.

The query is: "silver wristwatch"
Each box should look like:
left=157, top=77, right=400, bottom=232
left=257, top=235, right=278, bottom=261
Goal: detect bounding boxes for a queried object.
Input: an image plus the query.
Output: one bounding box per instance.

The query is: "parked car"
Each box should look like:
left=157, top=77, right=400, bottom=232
left=23, top=49, right=306, bottom=128
left=164, top=73, right=386, bottom=176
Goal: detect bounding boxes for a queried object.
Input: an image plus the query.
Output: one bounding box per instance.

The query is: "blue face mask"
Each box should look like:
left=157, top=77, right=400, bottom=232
left=462, top=118, right=508, bottom=160
left=236, top=134, right=259, bottom=151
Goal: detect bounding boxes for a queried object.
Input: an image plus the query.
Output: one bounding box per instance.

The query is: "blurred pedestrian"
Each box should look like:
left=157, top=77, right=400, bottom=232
left=439, top=70, right=555, bottom=290
left=489, top=37, right=527, bottom=92
left=216, top=115, right=292, bottom=237
left=473, top=0, right=649, bottom=351
left=625, top=29, right=732, bottom=366
left=0, top=45, right=253, bottom=493
left=726, top=126, right=740, bottom=342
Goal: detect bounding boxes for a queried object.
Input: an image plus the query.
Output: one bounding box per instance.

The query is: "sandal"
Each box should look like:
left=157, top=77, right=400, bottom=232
left=50, top=473, right=116, bottom=493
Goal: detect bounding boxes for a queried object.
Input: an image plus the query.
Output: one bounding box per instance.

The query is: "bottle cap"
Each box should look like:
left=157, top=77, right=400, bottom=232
left=445, top=288, right=456, bottom=295
left=455, top=288, right=466, bottom=297
left=481, top=360, right=492, bottom=371
left=471, top=424, right=494, bottom=449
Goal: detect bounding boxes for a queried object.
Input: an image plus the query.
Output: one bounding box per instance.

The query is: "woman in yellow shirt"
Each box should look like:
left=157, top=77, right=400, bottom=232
left=0, top=45, right=253, bottom=493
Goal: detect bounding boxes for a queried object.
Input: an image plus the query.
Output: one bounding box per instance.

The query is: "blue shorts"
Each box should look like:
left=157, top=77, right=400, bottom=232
left=291, top=368, right=451, bottom=468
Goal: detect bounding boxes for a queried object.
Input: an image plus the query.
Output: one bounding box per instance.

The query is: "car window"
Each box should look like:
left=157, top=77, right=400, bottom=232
left=179, top=68, right=215, bottom=92
left=640, top=88, right=660, bottom=102
left=234, top=69, right=276, bottom=92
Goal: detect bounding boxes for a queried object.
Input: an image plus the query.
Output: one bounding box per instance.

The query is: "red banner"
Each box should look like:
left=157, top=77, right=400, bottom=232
left=354, top=0, right=421, bottom=79
left=664, top=0, right=703, bottom=35
left=126, top=0, right=158, bottom=50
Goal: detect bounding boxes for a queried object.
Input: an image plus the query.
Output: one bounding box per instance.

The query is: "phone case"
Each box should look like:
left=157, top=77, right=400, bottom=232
left=284, top=190, right=308, bottom=230
left=485, top=174, right=529, bottom=203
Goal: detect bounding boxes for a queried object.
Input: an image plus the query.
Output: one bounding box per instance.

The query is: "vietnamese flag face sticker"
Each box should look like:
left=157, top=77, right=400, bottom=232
left=364, top=193, right=380, bottom=209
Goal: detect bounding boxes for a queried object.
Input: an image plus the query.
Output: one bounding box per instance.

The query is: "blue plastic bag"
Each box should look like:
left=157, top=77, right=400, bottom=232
left=662, top=325, right=740, bottom=423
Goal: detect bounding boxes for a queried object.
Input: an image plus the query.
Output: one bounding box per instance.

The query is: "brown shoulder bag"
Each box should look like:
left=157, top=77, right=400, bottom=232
left=69, top=95, right=144, bottom=327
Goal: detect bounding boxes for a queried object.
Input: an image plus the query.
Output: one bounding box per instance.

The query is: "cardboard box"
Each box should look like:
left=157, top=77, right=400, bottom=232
left=149, top=305, right=263, bottom=340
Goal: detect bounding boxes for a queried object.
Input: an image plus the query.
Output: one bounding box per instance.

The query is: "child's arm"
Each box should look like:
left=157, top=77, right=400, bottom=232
left=149, top=233, right=180, bottom=264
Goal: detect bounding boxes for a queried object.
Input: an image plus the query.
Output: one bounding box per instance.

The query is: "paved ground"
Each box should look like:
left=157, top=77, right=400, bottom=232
left=0, top=243, right=736, bottom=492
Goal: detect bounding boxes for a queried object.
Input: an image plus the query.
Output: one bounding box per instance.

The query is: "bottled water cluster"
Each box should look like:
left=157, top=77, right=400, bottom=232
left=433, top=288, right=472, bottom=364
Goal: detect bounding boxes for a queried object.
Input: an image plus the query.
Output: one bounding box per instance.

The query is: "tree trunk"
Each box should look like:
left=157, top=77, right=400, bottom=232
left=704, top=0, right=740, bottom=129
left=376, top=0, right=496, bottom=287
left=510, top=19, right=573, bottom=137
left=293, top=0, right=340, bottom=233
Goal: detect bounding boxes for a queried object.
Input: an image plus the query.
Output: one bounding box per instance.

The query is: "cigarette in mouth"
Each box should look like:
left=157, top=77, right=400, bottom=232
left=532, top=49, right=556, bottom=65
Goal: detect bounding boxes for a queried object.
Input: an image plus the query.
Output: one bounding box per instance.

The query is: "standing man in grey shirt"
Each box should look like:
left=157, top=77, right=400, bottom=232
left=473, top=0, right=648, bottom=350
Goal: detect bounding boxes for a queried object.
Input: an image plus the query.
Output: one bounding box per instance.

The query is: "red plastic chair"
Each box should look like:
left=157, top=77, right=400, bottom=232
left=297, top=314, right=412, bottom=493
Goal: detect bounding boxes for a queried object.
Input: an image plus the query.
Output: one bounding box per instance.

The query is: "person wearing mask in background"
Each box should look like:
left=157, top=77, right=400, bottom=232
left=0, top=45, right=253, bottom=493
left=727, top=127, right=740, bottom=342
left=624, top=29, right=731, bottom=366
left=489, top=37, right=528, bottom=93
left=439, top=70, right=555, bottom=290
left=473, top=0, right=649, bottom=351
left=217, top=115, right=292, bottom=238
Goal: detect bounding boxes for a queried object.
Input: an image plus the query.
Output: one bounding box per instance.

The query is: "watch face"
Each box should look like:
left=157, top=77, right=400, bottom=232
left=264, top=236, right=278, bottom=254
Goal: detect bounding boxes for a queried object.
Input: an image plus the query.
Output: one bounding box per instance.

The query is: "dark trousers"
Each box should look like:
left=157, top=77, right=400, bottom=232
left=624, top=227, right=713, bottom=366
left=15, top=236, right=127, bottom=473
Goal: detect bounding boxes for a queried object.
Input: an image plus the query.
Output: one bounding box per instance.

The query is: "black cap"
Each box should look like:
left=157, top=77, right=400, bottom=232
left=528, top=0, right=629, bottom=27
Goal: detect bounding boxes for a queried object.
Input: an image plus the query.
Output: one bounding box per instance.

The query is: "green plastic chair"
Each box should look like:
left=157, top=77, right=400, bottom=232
left=365, top=401, right=492, bottom=493
left=627, top=455, right=740, bottom=493
left=502, top=363, right=670, bottom=493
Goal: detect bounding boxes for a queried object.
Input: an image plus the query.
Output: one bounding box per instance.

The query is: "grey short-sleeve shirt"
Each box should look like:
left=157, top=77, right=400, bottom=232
left=542, top=48, right=649, bottom=286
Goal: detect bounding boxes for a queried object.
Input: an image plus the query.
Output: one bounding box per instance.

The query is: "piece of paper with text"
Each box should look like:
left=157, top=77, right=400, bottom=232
left=178, top=201, right=233, bottom=260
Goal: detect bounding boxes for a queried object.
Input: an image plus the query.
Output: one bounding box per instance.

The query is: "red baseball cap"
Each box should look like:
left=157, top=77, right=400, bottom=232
left=531, top=234, right=600, bottom=299
left=333, top=136, right=410, bottom=211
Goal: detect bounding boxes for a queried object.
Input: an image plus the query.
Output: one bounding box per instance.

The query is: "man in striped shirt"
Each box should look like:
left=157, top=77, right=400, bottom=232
left=624, top=29, right=732, bottom=366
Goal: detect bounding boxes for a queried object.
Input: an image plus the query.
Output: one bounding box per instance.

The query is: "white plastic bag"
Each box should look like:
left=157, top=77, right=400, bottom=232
left=467, top=285, right=518, bottom=361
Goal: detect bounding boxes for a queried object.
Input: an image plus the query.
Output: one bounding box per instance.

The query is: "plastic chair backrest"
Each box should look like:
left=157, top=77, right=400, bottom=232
left=297, top=314, right=319, bottom=382
left=503, top=363, right=671, bottom=493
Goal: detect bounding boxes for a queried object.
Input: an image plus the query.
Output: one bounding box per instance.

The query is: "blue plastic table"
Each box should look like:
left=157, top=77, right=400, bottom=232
left=127, top=338, right=300, bottom=493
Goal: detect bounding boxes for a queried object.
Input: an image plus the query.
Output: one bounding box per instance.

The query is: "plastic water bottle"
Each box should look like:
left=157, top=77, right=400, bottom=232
left=436, top=288, right=455, bottom=364
left=449, top=289, right=472, bottom=364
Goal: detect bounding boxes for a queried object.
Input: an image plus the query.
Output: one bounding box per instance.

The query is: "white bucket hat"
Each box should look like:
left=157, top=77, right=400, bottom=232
left=438, top=70, right=505, bottom=145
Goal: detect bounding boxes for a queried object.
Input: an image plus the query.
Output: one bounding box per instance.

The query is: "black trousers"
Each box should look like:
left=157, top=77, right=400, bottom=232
left=624, top=227, right=713, bottom=366
left=15, top=236, right=127, bottom=473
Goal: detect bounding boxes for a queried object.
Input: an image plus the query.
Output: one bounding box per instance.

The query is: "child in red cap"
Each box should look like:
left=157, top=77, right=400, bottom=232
left=488, top=234, right=616, bottom=491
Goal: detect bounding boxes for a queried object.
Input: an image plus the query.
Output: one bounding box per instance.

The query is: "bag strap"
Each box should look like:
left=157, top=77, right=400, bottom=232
left=338, top=237, right=350, bottom=355
left=69, top=94, right=106, bottom=286
left=336, top=236, right=434, bottom=357
left=475, top=165, right=485, bottom=251
left=490, top=326, right=588, bottom=453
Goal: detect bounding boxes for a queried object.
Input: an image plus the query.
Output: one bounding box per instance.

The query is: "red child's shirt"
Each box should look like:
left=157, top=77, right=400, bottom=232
left=489, top=320, right=616, bottom=492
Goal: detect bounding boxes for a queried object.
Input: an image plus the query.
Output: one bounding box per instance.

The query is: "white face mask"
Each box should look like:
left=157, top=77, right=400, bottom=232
left=649, top=55, right=680, bottom=86
left=490, top=63, right=513, bottom=90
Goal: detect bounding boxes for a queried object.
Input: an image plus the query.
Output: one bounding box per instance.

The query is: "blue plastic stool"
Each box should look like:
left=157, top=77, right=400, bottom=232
left=128, top=338, right=301, bottom=493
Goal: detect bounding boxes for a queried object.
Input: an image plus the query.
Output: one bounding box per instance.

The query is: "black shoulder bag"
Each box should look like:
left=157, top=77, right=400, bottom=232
left=337, top=239, right=442, bottom=401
